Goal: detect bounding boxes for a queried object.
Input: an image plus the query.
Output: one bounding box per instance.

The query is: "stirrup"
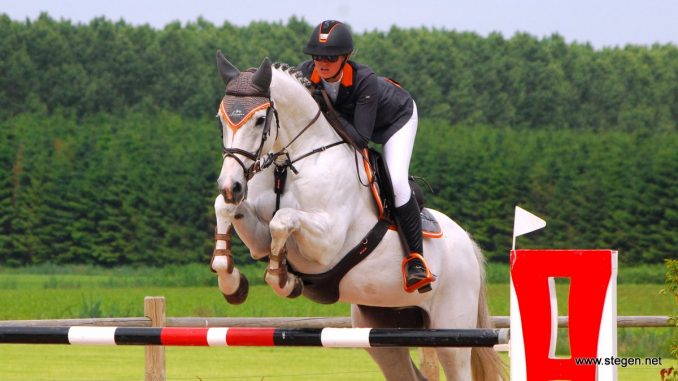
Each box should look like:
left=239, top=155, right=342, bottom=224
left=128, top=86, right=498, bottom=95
left=401, top=253, right=434, bottom=293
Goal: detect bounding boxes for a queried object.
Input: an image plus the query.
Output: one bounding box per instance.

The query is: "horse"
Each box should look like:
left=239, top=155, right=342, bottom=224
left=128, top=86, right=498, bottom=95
left=210, top=51, right=506, bottom=381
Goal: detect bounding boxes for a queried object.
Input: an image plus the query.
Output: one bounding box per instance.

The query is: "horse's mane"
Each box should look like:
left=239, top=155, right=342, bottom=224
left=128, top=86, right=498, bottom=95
left=272, top=62, right=313, bottom=90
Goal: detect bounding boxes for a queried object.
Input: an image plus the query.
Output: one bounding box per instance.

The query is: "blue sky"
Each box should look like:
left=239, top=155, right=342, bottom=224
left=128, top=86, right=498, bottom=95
left=2, top=0, right=677, bottom=48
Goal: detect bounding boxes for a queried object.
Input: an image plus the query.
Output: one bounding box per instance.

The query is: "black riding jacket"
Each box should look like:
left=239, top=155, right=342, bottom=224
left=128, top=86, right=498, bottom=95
left=298, top=60, right=414, bottom=148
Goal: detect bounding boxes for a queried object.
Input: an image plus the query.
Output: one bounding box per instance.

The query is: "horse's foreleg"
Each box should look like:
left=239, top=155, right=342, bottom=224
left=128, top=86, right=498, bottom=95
left=212, top=195, right=249, bottom=304
left=265, top=208, right=335, bottom=298
left=231, top=201, right=272, bottom=260
left=265, top=208, right=303, bottom=298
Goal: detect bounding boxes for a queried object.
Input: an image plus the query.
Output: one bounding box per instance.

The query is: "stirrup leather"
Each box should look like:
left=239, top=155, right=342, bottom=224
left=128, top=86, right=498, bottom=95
left=401, top=253, right=434, bottom=293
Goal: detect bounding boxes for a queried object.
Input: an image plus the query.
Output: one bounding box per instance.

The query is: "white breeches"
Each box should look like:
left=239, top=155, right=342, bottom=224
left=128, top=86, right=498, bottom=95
left=383, top=101, right=418, bottom=208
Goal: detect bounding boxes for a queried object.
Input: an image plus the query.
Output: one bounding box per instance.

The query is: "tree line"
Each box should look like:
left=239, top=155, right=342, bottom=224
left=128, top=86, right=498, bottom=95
left=2, top=14, right=677, bottom=131
left=0, top=14, right=676, bottom=266
left=1, top=113, right=675, bottom=265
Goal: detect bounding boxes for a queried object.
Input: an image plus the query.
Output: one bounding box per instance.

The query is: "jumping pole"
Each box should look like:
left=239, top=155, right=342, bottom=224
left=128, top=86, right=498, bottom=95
left=0, top=326, right=509, bottom=348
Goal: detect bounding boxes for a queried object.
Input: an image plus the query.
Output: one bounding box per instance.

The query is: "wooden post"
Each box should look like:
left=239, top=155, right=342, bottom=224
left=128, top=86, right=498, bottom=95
left=144, top=296, right=166, bottom=381
left=418, top=347, right=439, bottom=381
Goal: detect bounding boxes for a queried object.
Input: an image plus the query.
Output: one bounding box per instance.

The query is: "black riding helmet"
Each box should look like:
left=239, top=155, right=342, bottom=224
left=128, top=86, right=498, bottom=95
left=303, top=20, right=353, bottom=56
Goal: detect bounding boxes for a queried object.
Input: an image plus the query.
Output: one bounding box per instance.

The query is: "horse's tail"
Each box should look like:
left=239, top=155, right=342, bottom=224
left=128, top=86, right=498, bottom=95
left=470, top=240, right=508, bottom=381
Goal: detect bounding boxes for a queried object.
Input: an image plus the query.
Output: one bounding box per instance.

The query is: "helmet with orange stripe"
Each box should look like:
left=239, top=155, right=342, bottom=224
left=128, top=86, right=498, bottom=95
left=303, top=20, right=353, bottom=56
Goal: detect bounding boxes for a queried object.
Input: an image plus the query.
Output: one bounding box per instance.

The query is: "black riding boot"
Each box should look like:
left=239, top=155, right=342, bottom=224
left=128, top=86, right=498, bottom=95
left=395, top=194, right=434, bottom=293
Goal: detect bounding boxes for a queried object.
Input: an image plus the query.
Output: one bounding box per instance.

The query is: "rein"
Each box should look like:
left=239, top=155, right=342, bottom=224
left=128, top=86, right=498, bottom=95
left=263, top=106, right=344, bottom=215
left=317, top=88, right=371, bottom=188
left=220, top=93, right=345, bottom=209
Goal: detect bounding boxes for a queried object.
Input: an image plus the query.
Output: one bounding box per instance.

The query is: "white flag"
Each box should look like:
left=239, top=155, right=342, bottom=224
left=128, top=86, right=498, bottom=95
left=512, top=206, right=546, bottom=249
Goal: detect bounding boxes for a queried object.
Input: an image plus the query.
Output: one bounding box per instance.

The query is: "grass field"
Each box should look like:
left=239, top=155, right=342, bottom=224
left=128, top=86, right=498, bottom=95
left=0, top=264, right=675, bottom=380
left=0, top=345, right=675, bottom=381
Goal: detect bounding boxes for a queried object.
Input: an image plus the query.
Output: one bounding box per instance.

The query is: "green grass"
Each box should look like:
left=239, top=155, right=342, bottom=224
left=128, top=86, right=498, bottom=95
left=0, top=286, right=352, bottom=320
left=1, top=283, right=673, bottom=320
left=0, top=345, right=383, bottom=381
left=0, top=262, right=225, bottom=288
left=0, top=261, right=669, bottom=288
left=0, top=264, right=675, bottom=380
left=0, top=345, right=675, bottom=381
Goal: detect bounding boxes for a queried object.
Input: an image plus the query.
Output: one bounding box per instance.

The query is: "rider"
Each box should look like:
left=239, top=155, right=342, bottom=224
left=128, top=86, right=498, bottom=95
left=298, top=20, right=434, bottom=293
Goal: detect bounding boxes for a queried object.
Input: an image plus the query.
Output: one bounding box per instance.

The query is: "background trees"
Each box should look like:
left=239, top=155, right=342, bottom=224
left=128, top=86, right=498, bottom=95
left=0, top=15, right=675, bottom=266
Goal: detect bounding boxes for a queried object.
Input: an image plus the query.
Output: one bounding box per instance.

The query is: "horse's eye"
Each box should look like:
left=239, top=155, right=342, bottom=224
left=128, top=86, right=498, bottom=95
left=255, top=116, right=266, bottom=126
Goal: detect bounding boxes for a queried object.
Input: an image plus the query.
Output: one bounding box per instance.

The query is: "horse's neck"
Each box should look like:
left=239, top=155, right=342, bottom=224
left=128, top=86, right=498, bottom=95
left=270, top=70, right=340, bottom=152
left=268, top=68, right=375, bottom=213
left=266, top=69, right=379, bottom=264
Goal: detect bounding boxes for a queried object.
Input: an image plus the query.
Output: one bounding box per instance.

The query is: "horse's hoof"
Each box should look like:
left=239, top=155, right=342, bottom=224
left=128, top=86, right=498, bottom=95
left=224, top=273, right=249, bottom=305
left=286, top=277, right=304, bottom=299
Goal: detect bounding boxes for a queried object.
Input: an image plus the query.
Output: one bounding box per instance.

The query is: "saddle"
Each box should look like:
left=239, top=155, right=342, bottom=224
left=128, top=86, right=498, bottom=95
left=365, top=148, right=442, bottom=238
left=289, top=148, right=441, bottom=304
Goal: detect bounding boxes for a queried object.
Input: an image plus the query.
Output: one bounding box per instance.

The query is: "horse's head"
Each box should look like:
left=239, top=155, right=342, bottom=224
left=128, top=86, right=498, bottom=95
left=215, top=51, right=275, bottom=204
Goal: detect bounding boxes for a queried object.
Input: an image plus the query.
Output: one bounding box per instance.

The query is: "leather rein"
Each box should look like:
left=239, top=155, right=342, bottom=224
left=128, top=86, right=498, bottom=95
left=219, top=94, right=345, bottom=208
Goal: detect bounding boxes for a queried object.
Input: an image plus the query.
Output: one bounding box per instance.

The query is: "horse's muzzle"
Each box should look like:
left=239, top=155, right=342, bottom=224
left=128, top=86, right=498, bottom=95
left=220, top=180, right=247, bottom=204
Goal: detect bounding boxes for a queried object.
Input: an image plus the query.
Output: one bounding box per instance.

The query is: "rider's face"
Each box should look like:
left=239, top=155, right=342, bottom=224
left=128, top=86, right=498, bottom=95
left=314, top=55, right=347, bottom=82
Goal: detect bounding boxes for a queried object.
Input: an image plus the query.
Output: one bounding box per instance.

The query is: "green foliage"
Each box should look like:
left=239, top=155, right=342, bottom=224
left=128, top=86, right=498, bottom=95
left=1, top=112, right=219, bottom=266
left=1, top=15, right=677, bottom=130
left=0, top=16, right=676, bottom=266
left=664, top=259, right=678, bottom=359
left=1, top=113, right=676, bottom=266
left=413, top=123, right=677, bottom=263
left=0, top=15, right=311, bottom=121
left=665, top=259, right=678, bottom=302
left=620, top=264, right=675, bottom=284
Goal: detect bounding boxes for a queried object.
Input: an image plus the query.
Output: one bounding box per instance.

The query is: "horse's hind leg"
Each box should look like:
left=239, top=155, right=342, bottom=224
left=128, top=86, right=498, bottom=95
left=351, top=305, right=428, bottom=381
left=434, top=348, right=472, bottom=381
left=363, top=348, right=428, bottom=381
left=428, top=297, right=475, bottom=380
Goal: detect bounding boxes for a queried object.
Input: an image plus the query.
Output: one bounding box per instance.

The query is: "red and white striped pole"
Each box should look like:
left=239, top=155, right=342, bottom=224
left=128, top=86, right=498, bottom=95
left=0, top=326, right=508, bottom=348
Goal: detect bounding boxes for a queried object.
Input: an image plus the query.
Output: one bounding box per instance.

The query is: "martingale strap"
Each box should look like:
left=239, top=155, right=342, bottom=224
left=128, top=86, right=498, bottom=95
left=270, top=140, right=345, bottom=217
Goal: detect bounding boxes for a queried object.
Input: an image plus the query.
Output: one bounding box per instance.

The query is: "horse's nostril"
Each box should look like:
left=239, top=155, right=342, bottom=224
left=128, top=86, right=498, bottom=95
left=219, top=179, right=246, bottom=204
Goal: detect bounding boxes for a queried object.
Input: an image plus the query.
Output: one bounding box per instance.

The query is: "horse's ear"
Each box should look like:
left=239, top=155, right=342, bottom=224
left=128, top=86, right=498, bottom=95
left=251, top=57, right=272, bottom=92
left=216, top=50, right=240, bottom=86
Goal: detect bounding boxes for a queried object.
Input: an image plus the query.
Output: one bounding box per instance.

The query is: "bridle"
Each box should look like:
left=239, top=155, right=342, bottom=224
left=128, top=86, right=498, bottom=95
left=219, top=101, right=279, bottom=181
left=218, top=90, right=344, bottom=189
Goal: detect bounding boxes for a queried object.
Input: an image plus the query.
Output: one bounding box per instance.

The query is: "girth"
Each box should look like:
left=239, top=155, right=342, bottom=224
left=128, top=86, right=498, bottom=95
left=289, top=219, right=391, bottom=304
